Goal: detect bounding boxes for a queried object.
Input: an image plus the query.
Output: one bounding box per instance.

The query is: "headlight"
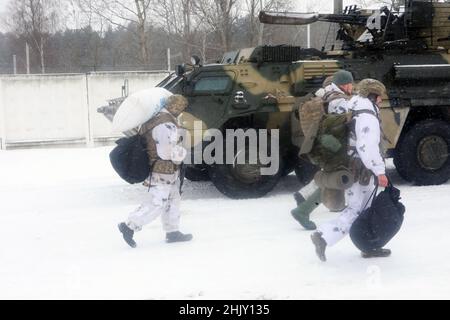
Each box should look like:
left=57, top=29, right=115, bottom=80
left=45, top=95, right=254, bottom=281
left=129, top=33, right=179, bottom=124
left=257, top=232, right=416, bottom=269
left=190, top=55, right=201, bottom=66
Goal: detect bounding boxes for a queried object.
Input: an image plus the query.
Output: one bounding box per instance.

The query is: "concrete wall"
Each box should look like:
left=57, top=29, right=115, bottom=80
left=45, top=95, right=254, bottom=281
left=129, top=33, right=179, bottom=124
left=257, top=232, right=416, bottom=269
left=0, top=71, right=169, bottom=149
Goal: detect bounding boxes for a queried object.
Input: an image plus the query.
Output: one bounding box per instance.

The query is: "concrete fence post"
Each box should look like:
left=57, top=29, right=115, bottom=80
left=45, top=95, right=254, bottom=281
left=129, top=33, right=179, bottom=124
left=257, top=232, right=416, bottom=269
left=13, top=55, right=17, bottom=75
left=26, top=43, right=30, bottom=75
left=85, top=73, right=94, bottom=147
left=0, top=79, right=6, bottom=150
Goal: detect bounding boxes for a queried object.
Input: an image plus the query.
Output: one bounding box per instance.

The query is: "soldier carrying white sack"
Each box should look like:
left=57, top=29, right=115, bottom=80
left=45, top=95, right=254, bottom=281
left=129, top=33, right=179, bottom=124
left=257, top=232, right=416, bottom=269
left=118, top=95, right=193, bottom=248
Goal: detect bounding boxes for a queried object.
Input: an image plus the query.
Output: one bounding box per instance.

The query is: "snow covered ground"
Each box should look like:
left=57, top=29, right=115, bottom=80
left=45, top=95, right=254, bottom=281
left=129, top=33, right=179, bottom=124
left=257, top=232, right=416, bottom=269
left=1, top=146, right=450, bottom=300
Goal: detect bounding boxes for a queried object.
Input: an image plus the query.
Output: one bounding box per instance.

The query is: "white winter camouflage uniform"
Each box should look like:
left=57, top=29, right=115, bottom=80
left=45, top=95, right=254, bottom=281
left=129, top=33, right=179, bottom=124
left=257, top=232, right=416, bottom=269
left=127, top=109, right=187, bottom=233
left=318, top=95, right=386, bottom=246
left=324, top=83, right=353, bottom=115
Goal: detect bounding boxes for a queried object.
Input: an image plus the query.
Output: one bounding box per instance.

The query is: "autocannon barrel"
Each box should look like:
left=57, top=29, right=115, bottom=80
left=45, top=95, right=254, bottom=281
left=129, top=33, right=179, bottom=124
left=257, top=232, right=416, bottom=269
left=394, top=65, right=450, bottom=81
left=259, top=11, right=368, bottom=26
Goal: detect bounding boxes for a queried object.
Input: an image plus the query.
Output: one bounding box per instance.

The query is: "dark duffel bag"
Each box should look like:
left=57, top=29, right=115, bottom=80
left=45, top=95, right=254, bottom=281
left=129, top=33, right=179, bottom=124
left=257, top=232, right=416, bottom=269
left=109, top=135, right=150, bottom=184
left=350, top=183, right=405, bottom=252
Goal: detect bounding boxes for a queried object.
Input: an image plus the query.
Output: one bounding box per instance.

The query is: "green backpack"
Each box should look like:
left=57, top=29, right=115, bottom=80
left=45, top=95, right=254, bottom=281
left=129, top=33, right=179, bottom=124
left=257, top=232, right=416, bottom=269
left=298, top=93, right=352, bottom=172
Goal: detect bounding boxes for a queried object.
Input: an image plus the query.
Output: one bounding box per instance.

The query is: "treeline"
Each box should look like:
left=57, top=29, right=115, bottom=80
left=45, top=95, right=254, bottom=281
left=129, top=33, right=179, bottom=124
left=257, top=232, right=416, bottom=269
left=0, top=0, right=335, bottom=74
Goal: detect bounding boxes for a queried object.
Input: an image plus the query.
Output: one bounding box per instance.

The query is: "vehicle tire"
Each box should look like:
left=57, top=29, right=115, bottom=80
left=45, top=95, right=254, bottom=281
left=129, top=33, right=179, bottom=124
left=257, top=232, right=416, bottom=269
left=208, top=163, right=283, bottom=199
left=294, top=159, right=319, bottom=185
left=207, top=136, right=284, bottom=199
left=395, top=119, right=450, bottom=185
left=393, top=148, right=412, bottom=182
left=184, top=165, right=210, bottom=182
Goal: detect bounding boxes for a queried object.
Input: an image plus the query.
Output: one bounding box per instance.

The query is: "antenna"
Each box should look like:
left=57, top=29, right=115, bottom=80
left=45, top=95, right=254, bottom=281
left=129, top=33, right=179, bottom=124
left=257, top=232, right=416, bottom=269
left=121, top=79, right=129, bottom=98
left=334, top=0, right=343, bottom=14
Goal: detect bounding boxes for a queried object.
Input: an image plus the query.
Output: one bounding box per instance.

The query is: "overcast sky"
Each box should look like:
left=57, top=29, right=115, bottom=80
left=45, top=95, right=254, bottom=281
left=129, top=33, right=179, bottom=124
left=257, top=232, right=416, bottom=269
left=0, top=0, right=378, bottom=14
left=0, top=0, right=7, bottom=32
left=0, top=0, right=6, bottom=12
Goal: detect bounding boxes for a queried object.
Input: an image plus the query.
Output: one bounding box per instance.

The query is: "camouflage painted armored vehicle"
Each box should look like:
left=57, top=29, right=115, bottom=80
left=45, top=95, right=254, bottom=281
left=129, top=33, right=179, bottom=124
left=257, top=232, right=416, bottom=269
left=261, top=0, right=450, bottom=187
left=99, top=47, right=340, bottom=198
left=99, top=0, right=450, bottom=199
left=173, top=48, right=341, bottom=199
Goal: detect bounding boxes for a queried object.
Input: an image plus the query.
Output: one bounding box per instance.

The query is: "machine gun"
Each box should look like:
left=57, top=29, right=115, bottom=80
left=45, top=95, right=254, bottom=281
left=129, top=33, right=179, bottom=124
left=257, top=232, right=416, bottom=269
left=259, top=6, right=369, bottom=27
left=260, top=0, right=450, bottom=52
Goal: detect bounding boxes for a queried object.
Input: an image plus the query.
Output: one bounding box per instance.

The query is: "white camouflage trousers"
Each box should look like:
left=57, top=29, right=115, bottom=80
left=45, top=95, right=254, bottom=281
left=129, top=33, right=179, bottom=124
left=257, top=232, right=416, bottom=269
left=318, top=176, right=376, bottom=246
left=127, top=182, right=181, bottom=233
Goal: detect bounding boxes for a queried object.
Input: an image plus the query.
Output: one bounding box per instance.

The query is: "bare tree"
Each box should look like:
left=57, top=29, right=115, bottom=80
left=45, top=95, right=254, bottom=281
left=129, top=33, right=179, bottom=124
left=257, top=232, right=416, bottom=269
left=77, top=0, right=153, bottom=65
left=194, top=0, right=240, bottom=52
left=243, top=0, right=292, bottom=46
left=69, top=0, right=103, bottom=30
left=5, top=0, right=61, bottom=73
left=153, top=0, right=198, bottom=60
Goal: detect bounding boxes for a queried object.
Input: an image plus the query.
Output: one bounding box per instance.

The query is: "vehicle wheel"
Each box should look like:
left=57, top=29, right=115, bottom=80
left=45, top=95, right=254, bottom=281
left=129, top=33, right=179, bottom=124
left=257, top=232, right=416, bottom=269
left=393, top=148, right=412, bottom=182
left=184, top=165, right=210, bottom=182
left=294, top=159, right=319, bottom=185
left=208, top=139, right=284, bottom=199
left=395, top=119, right=450, bottom=185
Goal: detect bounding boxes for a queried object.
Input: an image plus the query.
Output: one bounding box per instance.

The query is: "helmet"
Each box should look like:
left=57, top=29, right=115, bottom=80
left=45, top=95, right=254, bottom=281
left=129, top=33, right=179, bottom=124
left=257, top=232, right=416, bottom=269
left=332, top=70, right=354, bottom=86
left=166, top=95, right=188, bottom=116
left=357, top=79, right=387, bottom=98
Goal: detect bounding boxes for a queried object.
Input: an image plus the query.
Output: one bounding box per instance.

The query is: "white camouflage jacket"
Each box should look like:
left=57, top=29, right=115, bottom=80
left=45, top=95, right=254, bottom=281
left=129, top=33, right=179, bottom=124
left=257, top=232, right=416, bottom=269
left=323, top=83, right=352, bottom=114
left=150, top=109, right=187, bottom=185
left=348, top=95, right=386, bottom=176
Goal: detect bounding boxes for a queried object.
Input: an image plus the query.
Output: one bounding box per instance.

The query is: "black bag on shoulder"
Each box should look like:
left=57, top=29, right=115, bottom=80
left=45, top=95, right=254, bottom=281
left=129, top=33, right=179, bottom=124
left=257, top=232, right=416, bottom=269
left=350, top=183, right=406, bottom=252
left=109, top=135, right=150, bottom=184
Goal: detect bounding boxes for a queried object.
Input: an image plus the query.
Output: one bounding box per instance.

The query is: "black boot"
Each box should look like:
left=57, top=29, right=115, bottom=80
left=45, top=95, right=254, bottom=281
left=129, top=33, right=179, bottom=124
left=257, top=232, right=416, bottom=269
left=311, top=232, right=327, bottom=262
left=166, top=231, right=193, bottom=243
left=361, top=248, right=392, bottom=259
left=118, top=223, right=137, bottom=248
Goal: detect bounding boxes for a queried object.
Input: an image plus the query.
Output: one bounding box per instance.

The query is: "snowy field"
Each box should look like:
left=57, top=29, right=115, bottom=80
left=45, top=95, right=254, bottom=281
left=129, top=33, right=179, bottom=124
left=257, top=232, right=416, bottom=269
left=1, top=146, right=450, bottom=300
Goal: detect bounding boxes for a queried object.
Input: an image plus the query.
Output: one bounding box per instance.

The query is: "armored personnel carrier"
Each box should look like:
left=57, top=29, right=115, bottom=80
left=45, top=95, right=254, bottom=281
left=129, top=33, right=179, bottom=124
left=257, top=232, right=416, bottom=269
left=99, top=0, right=450, bottom=199
left=99, top=47, right=340, bottom=198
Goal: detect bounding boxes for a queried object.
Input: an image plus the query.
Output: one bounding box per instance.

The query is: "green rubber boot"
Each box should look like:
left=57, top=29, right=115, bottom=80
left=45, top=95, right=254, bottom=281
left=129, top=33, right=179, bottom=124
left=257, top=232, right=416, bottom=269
left=291, top=188, right=322, bottom=230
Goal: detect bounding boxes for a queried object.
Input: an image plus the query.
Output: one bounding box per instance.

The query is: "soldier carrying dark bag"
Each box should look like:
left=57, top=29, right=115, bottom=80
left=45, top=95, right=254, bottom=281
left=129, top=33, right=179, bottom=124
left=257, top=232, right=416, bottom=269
left=118, top=95, right=193, bottom=248
left=349, top=180, right=405, bottom=258
left=310, top=79, right=397, bottom=261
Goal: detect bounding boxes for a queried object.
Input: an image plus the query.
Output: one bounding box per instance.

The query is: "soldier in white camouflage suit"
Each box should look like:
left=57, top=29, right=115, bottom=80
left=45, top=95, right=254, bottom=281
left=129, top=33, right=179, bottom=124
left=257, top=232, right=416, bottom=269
left=118, top=95, right=193, bottom=248
left=311, top=79, right=390, bottom=261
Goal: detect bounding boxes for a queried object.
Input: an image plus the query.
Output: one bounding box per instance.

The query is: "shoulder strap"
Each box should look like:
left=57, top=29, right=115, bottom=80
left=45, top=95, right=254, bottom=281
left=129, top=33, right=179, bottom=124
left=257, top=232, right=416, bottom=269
left=352, top=98, right=381, bottom=120
left=140, top=112, right=180, bottom=171
left=352, top=106, right=393, bottom=145
left=139, top=112, right=178, bottom=136
left=323, top=91, right=349, bottom=104
left=352, top=109, right=378, bottom=119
